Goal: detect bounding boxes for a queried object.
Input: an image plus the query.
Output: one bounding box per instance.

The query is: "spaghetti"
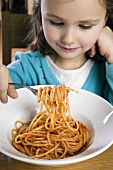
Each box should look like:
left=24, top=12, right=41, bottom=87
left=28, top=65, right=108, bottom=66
left=12, top=85, right=91, bottom=160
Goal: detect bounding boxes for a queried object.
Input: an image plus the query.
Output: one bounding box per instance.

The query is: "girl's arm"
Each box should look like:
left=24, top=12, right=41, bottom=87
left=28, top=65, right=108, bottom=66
left=92, top=26, right=113, bottom=105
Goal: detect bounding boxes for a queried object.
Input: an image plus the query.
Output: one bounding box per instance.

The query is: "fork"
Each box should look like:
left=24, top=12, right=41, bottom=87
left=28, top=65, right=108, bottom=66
left=8, top=83, right=38, bottom=95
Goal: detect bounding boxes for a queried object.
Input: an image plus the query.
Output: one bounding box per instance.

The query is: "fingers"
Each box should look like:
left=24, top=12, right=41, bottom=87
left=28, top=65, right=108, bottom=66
left=88, top=45, right=96, bottom=57
left=0, top=65, right=9, bottom=103
left=0, top=65, right=18, bottom=103
left=7, top=77, right=18, bottom=100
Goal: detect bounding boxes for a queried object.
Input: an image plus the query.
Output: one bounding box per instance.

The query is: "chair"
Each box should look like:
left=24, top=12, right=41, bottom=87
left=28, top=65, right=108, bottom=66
left=1, top=0, right=32, bottom=65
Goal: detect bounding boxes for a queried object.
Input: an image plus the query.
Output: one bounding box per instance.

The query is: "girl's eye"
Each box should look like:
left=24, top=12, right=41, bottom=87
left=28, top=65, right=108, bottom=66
left=79, top=25, right=92, bottom=30
left=50, top=21, right=64, bottom=27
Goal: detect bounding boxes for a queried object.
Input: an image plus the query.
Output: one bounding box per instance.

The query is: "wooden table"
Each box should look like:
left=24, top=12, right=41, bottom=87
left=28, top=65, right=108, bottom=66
left=0, top=144, right=113, bottom=170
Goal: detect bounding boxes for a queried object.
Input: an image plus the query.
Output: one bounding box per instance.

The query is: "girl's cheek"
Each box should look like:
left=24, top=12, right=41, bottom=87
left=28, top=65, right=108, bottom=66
left=82, top=37, right=98, bottom=52
left=44, top=26, right=58, bottom=41
left=81, top=31, right=100, bottom=51
left=45, top=31, right=56, bottom=43
left=83, top=27, right=104, bottom=50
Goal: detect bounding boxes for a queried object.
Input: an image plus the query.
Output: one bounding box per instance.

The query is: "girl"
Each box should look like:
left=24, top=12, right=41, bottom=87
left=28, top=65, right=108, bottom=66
left=0, top=0, right=113, bottom=104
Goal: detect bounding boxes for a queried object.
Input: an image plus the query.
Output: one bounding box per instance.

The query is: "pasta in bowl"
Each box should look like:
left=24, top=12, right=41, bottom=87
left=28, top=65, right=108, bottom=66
left=12, top=85, right=91, bottom=160
left=0, top=85, right=113, bottom=166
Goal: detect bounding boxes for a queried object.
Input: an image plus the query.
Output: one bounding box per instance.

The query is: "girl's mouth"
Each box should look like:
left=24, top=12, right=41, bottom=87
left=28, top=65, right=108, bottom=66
left=58, top=44, right=79, bottom=53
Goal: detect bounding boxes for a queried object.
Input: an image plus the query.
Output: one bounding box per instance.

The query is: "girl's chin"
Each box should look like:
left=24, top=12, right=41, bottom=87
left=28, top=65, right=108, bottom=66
left=56, top=52, right=85, bottom=60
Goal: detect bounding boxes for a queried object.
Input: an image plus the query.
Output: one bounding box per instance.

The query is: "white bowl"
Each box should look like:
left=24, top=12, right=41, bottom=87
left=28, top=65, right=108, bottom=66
left=0, top=85, right=113, bottom=166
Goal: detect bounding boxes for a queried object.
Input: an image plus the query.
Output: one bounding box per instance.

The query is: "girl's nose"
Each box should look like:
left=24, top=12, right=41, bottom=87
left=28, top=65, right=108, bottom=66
left=61, top=28, right=76, bottom=45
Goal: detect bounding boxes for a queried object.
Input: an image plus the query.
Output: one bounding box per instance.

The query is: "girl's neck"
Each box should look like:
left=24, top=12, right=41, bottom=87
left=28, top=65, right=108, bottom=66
left=49, top=54, right=88, bottom=70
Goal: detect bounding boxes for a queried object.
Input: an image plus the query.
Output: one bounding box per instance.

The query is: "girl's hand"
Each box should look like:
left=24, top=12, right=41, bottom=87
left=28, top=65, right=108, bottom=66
left=89, top=26, right=113, bottom=64
left=97, top=26, right=113, bottom=63
left=0, top=64, right=18, bottom=103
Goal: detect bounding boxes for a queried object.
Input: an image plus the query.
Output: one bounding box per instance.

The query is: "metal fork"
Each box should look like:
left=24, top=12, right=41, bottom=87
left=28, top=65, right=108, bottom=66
left=8, top=83, right=38, bottom=95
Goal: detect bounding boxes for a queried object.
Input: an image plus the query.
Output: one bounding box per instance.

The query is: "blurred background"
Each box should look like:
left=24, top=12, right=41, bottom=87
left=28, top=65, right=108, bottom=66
left=0, top=0, right=33, bottom=65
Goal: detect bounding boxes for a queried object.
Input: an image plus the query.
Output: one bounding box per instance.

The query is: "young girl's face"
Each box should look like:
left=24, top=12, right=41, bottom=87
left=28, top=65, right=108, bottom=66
left=41, top=0, right=107, bottom=60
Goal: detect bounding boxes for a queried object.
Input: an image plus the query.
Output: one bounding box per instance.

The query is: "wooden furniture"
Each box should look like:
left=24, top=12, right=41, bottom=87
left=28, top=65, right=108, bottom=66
left=0, top=144, right=113, bottom=170
left=1, top=0, right=31, bottom=65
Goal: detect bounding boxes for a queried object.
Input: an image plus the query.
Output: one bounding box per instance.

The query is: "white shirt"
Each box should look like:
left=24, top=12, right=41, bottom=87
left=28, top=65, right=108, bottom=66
left=46, top=56, right=95, bottom=89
